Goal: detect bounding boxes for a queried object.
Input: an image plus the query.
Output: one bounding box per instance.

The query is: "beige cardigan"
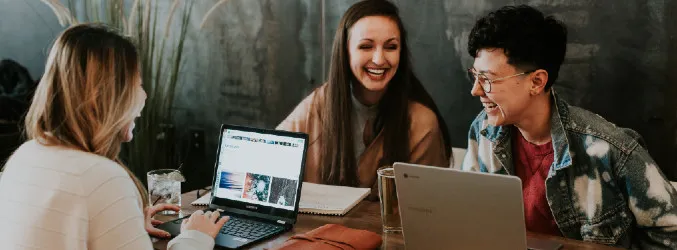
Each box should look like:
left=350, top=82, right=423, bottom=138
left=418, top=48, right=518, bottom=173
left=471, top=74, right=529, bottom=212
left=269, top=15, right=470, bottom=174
left=277, top=84, right=449, bottom=197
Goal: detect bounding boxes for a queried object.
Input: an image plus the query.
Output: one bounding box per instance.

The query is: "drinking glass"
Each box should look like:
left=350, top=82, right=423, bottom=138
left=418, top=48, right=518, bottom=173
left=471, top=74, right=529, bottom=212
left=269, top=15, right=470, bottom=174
left=377, top=166, right=401, bottom=233
left=147, top=169, right=184, bottom=214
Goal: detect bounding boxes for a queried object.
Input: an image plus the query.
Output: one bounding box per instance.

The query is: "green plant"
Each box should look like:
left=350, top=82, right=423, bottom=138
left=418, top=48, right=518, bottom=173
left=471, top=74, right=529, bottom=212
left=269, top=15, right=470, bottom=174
left=40, top=0, right=227, bottom=181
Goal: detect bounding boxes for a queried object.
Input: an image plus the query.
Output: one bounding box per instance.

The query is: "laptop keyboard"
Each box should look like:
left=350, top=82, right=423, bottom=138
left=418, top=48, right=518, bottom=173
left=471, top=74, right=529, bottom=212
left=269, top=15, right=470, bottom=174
left=219, top=216, right=283, bottom=240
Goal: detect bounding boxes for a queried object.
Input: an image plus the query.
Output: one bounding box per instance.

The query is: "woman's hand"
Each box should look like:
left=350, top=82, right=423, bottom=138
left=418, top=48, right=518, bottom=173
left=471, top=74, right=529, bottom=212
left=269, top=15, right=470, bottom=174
left=144, top=204, right=180, bottom=238
left=181, top=210, right=230, bottom=238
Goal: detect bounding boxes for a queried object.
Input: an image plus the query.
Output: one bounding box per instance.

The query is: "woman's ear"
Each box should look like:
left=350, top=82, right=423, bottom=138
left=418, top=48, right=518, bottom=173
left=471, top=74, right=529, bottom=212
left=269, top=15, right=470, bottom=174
left=530, top=69, right=549, bottom=95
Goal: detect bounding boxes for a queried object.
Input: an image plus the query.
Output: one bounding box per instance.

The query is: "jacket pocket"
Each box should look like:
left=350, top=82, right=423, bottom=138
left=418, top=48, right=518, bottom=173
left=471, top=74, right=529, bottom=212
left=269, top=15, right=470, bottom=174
left=580, top=203, right=632, bottom=245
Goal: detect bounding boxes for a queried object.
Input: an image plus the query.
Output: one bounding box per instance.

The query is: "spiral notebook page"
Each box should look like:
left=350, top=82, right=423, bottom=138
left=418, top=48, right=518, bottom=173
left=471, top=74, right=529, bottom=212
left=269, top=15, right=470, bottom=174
left=191, top=191, right=212, bottom=206
left=191, top=182, right=370, bottom=216
left=298, top=182, right=370, bottom=216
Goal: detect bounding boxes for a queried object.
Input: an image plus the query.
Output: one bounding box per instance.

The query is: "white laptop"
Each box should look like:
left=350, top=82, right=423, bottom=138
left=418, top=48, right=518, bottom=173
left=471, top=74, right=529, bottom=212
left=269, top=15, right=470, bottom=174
left=393, top=162, right=562, bottom=250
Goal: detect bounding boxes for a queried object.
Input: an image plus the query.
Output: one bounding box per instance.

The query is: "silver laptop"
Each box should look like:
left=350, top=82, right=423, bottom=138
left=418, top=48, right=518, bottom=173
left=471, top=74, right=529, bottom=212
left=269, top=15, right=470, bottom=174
left=393, top=162, right=562, bottom=250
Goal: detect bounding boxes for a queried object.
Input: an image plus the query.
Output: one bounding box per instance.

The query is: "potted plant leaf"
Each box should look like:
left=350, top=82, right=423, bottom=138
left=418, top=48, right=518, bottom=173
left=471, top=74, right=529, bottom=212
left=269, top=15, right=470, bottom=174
left=40, top=0, right=228, bottom=182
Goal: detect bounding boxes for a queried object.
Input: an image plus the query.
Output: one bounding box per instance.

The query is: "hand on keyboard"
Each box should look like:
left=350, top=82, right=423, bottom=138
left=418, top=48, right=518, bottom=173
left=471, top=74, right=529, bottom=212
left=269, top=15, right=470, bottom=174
left=182, top=210, right=230, bottom=238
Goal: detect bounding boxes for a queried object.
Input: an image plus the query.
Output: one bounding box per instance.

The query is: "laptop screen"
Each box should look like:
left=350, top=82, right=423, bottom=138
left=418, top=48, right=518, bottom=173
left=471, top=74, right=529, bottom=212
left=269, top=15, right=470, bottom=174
left=210, top=124, right=307, bottom=222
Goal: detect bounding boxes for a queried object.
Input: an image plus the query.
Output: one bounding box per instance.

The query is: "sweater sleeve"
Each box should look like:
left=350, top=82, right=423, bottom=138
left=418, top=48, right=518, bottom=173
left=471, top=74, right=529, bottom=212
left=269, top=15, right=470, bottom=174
left=84, top=161, right=215, bottom=250
left=168, top=230, right=215, bottom=250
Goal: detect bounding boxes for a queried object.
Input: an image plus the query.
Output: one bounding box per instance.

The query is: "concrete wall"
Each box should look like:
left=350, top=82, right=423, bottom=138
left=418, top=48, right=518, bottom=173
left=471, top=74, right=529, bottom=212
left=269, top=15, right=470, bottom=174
left=2, top=0, right=676, bottom=182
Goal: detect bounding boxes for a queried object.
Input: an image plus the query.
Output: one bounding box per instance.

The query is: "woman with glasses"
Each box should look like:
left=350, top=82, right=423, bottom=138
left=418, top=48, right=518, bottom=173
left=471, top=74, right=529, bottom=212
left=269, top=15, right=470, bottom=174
left=0, top=24, right=228, bottom=249
left=277, top=0, right=451, bottom=197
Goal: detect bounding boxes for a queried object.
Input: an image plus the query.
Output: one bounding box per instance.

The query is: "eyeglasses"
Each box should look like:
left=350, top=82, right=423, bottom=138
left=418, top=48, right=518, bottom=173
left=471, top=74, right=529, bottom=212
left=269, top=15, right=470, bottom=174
left=467, top=68, right=534, bottom=93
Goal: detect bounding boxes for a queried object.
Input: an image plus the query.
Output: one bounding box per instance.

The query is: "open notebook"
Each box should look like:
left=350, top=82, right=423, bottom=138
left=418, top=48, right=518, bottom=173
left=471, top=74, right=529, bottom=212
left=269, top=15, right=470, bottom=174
left=191, top=191, right=213, bottom=206
left=297, top=182, right=371, bottom=216
left=192, top=182, right=370, bottom=216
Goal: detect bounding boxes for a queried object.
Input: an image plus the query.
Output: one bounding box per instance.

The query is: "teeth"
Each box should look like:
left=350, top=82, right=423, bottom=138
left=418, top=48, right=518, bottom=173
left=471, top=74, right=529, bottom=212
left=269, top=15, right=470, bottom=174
left=483, top=103, right=497, bottom=108
left=367, top=68, right=385, bottom=75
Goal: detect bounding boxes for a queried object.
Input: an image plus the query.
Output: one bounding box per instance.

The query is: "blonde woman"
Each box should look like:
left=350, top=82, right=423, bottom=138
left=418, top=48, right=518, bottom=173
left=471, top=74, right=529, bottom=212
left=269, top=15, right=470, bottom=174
left=0, top=24, right=228, bottom=249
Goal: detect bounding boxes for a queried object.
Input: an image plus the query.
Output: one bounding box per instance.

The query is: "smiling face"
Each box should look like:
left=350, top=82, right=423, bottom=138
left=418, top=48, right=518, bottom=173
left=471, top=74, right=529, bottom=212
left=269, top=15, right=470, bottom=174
left=471, top=48, right=534, bottom=126
left=348, top=15, right=401, bottom=99
left=122, top=77, right=147, bottom=142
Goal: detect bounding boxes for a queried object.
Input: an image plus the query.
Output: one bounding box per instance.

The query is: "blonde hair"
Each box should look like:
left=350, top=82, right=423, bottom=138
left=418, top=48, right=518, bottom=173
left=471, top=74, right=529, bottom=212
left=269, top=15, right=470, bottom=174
left=25, top=23, right=149, bottom=208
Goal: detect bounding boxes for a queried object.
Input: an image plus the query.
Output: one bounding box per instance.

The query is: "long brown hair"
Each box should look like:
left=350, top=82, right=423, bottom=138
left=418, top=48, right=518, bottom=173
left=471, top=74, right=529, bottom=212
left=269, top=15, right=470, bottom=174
left=25, top=24, right=149, bottom=207
left=320, top=0, right=451, bottom=186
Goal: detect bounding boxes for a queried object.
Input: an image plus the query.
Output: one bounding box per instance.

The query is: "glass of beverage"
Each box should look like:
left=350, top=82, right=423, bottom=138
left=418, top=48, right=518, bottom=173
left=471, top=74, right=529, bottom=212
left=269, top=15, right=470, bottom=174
left=147, top=169, right=185, bottom=214
left=377, top=166, right=401, bottom=233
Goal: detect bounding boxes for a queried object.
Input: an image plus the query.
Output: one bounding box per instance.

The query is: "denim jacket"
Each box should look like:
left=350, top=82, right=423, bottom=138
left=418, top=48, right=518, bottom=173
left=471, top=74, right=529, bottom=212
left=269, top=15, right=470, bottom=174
left=461, top=90, right=677, bottom=249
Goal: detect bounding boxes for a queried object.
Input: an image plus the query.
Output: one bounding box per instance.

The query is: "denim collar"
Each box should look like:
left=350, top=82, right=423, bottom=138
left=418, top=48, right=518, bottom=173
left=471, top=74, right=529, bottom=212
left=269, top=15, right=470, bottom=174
left=479, top=89, right=573, bottom=172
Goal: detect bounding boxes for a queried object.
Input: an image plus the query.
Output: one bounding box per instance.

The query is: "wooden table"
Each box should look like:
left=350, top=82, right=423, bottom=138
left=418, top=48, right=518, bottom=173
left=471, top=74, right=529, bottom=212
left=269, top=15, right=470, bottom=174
left=153, top=190, right=622, bottom=250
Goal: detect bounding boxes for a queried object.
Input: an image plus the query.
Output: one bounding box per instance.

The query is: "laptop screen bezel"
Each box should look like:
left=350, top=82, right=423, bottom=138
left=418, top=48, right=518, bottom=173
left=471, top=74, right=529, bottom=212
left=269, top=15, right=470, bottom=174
left=208, top=124, right=308, bottom=225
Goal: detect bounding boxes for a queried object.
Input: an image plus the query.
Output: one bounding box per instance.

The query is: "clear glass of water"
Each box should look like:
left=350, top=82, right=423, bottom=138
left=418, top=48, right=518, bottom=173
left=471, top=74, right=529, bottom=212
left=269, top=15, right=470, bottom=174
left=147, top=169, right=184, bottom=214
left=377, top=166, right=402, bottom=233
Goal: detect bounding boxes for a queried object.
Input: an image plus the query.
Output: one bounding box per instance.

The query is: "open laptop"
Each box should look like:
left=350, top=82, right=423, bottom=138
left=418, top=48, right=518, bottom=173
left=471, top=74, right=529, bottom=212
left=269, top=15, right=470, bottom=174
left=158, top=124, right=308, bottom=249
left=393, top=163, right=562, bottom=250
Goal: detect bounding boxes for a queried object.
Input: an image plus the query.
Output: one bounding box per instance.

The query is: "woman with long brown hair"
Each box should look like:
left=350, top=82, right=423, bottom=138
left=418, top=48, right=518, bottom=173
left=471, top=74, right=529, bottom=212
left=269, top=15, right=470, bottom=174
left=0, top=24, right=227, bottom=249
left=277, top=0, right=451, bottom=195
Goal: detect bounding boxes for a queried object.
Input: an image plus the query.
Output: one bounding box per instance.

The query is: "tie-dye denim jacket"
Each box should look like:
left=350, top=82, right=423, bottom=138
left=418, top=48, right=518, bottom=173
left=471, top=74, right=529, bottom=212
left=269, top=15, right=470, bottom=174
left=461, top=91, right=677, bottom=249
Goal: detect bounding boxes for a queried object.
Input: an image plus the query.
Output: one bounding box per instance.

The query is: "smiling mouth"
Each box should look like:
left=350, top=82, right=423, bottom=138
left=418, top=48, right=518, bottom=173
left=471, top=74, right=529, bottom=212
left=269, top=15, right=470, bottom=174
left=482, top=102, right=498, bottom=112
left=366, top=68, right=387, bottom=76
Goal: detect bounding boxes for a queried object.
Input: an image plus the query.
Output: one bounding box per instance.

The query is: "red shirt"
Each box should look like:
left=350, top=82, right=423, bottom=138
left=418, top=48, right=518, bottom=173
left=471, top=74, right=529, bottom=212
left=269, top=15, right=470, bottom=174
left=512, top=128, right=561, bottom=236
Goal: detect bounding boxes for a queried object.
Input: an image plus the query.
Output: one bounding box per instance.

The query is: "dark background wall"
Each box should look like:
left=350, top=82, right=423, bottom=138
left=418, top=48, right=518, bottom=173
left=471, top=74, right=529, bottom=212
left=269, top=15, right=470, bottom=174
left=2, top=0, right=676, bottom=189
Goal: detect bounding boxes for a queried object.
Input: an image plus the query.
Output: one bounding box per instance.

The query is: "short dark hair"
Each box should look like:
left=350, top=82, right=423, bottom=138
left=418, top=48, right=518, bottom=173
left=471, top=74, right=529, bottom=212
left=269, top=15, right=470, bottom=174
left=468, top=5, right=567, bottom=89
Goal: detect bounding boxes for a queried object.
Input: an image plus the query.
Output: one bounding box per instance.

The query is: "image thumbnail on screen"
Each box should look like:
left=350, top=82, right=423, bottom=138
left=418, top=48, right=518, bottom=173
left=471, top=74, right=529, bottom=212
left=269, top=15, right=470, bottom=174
left=268, top=177, right=298, bottom=207
left=243, top=173, right=271, bottom=202
left=218, top=171, right=245, bottom=199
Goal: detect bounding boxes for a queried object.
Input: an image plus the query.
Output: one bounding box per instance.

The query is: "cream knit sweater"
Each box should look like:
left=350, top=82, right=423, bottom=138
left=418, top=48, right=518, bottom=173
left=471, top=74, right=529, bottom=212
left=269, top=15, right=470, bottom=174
left=0, top=140, right=213, bottom=250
